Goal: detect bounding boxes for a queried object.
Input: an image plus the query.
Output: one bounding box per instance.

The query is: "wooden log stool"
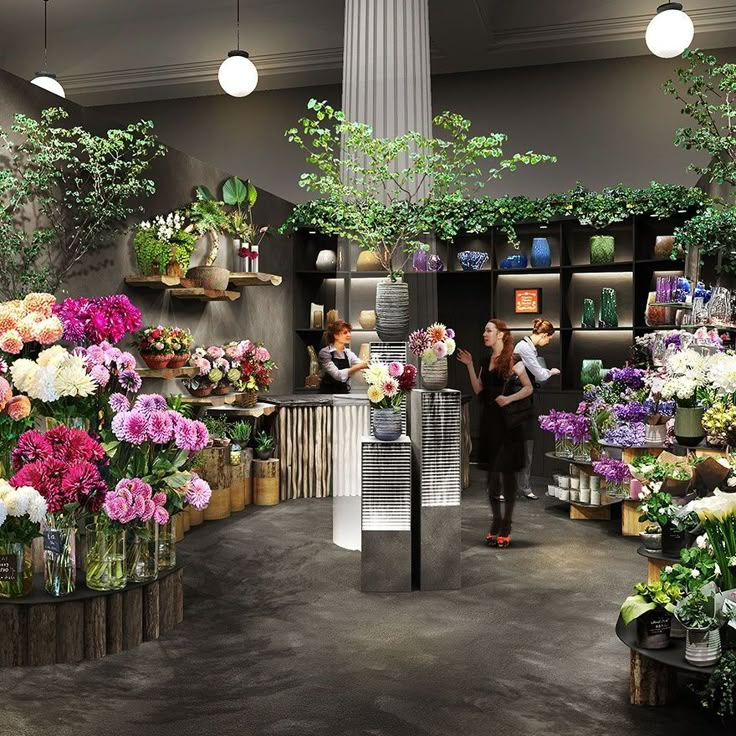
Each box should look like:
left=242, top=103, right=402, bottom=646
left=229, top=449, right=254, bottom=512
left=187, top=505, right=204, bottom=527
left=254, top=458, right=280, bottom=506
left=199, top=446, right=232, bottom=521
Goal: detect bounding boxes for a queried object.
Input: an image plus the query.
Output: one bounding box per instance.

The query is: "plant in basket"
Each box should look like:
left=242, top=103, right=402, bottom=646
left=202, top=345, right=242, bottom=395
left=0, top=479, right=46, bottom=598
left=136, top=325, right=174, bottom=370
left=167, top=328, right=193, bottom=369
left=183, top=347, right=218, bottom=397
left=233, top=340, right=277, bottom=406
left=133, top=210, right=197, bottom=278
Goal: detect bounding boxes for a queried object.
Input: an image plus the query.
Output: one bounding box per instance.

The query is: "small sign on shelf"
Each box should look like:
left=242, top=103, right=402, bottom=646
left=514, top=288, right=542, bottom=314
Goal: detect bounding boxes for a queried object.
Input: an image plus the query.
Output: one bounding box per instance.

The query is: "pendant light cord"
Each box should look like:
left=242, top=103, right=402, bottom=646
left=43, top=0, right=49, bottom=69
left=235, top=0, right=240, bottom=50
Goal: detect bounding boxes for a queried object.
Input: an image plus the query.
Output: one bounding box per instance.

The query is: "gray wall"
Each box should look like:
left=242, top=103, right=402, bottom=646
left=97, top=49, right=736, bottom=204
left=0, top=67, right=295, bottom=394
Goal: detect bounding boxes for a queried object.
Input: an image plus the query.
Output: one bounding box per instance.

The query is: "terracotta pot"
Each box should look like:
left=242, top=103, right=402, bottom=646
left=186, top=384, right=213, bottom=398
left=186, top=266, right=231, bottom=291
left=167, top=353, right=190, bottom=369
left=141, top=353, right=174, bottom=370
left=211, top=383, right=232, bottom=396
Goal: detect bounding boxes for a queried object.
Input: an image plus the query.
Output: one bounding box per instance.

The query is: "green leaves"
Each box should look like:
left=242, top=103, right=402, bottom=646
left=222, top=176, right=248, bottom=206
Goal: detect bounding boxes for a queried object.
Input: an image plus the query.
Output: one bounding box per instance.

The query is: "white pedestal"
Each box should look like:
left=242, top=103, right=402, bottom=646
left=333, top=496, right=362, bottom=551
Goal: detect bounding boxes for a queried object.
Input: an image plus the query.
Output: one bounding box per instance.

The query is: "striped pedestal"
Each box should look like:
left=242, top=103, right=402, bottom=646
left=410, top=389, right=462, bottom=590
left=361, top=436, right=412, bottom=592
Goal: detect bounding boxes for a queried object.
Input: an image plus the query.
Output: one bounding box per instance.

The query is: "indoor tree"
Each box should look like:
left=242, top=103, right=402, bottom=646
left=0, top=107, right=166, bottom=299
left=283, top=99, right=556, bottom=279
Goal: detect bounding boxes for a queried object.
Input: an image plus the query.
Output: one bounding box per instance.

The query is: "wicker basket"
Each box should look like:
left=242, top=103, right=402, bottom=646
left=233, top=390, right=258, bottom=408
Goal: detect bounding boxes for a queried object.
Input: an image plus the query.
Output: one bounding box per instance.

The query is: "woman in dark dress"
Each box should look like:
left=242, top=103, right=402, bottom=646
left=457, top=319, right=533, bottom=548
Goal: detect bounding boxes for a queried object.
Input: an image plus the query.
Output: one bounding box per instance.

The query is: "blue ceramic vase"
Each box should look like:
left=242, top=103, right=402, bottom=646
left=500, top=254, right=528, bottom=270
left=457, top=251, right=489, bottom=271
left=530, top=237, right=552, bottom=268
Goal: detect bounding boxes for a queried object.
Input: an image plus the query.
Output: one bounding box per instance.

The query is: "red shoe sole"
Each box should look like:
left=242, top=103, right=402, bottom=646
left=497, top=536, right=512, bottom=548
left=485, top=534, right=498, bottom=547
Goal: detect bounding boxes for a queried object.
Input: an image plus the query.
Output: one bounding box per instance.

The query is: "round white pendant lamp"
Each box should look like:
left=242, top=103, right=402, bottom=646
left=645, top=2, right=694, bottom=59
left=30, top=0, right=65, bottom=98
left=219, top=0, right=258, bottom=97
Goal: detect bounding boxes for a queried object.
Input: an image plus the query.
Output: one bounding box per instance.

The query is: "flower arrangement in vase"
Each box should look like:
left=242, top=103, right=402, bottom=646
left=232, top=340, right=277, bottom=406
left=362, top=360, right=417, bottom=441
left=11, top=425, right=108, bottom=596
left=592, top=456, right=631, bottom=498
left=408, top=323, right=456, bottom=391
left=0, top=479, right=46, bottom=598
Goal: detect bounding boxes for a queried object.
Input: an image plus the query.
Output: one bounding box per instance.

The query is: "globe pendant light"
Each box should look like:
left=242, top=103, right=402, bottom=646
left=645, top=2, right=694, bottom=59
left=30, top=0, right=65, bottom=98
left=218, top=0, right=258, bottom=97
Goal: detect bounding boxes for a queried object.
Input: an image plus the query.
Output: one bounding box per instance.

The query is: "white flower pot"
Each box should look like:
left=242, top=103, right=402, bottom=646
left=558, top=476, right=570, bottom=490
left=590, top=476, right=600, bottom=491
left=372, top=408, right=402, bottom=441
left=645, top=423, right=667, bottom=445
left=558, top=489, right=570, bottom=502
left=570, top=477, right=580, bottom=490
left=590, top=490, right=601, bottom=506
left=579, top=474, right=590, bottom=490
left=315, top=249, right=337, bottom=271
left=579, top=488, right=591, bottom=504
left=375, top=279, right=410, bottom=342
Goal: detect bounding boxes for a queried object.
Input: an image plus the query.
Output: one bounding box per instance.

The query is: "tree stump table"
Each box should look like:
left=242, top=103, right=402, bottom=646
left=636, top=546, right=680, bottom=583
left=0, top=566, right=183, bottom=667
left=254, top=459, right=280, bottom=505
left=615, top=615, right=712, bottom=705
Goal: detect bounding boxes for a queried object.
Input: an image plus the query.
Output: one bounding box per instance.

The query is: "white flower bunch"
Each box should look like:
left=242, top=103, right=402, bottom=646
left=708, top=352, right=736, bottom=395
left=141, top=212, right=187, bottom=243
left=11, top=347, right=96, bottom=402
left=684, top=490, right=736, bottom=522
left=0, top=479, right=46, bottom=529
left=659, top=348, right=709, bottom=403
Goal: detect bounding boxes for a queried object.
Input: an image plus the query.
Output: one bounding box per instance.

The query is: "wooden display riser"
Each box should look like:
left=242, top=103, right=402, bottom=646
left=0, top=567, right=183, bottom=667
left=629, top=650, right=676, bottom=706
left=622, top=499, right=648, bottom=537
left=569, top=504, right=611, bottom=521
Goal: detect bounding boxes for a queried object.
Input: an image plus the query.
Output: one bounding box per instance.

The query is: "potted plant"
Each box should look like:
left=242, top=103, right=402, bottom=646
left=183, top=347, right=219, bottom=397
left=254, top=430, right=275, bottom=460
left=283, top=100, right=555, bottom=341
left=166, top=327, right=193, bottom=369
left=620, top=580, right=682, bottom=649
left=408, top=323, right=456, bottom=391
left=187, top=187, right=231, bottom=290
left=133, top=210, right=197, bottom=278
left=220, top=177, right=270, bottom=272
left=675, top=588, right=723, bottom=667
left=136, top=325, right=175, bottom=370
left=228, top=420, right=252, bottom=465
left=362, top=360, right=417, bottom=441
left=232, top=340, right=277, bottom=407
left=203, top=416, right=231, bottom=448
left=640, top=524, right=662, bottom=552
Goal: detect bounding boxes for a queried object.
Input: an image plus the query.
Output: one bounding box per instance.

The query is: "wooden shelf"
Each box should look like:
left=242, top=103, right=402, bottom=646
left=181, top=393, right=275, bottom=410
left=170, top=288, right=240, bottom=302
left=228, top=272, right=282, bottom=287
left=202, top=402, right=279, bottom=418
left=651, top=302, right=692, bottom=309
left=136, top=366, right=197, bottom=380
left=124, top=275, right=180, bottom=289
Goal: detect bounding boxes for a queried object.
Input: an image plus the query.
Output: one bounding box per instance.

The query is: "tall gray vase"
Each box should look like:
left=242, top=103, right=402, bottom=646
left=375, top=279, right=409, bottom=342
left=674, top=406, right=704, bottom=447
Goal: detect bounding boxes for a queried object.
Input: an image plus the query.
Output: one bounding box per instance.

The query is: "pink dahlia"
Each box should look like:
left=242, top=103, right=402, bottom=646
left=147, top=410, right=174, bottom=444
left=119, top=370, right=142, bottom=392
left=134, top=393, right=168, bottom=416
left=122, top=411, right=148, bottom=445
left=185, top=474, right=212, bottom=510
left=109, top=392, right=130, bottom=413
left=387, top=361, right=404, bottom=378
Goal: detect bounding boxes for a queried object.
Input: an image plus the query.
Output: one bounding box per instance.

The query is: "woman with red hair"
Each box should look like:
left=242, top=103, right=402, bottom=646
left=457, top=319, right=533, bottom=548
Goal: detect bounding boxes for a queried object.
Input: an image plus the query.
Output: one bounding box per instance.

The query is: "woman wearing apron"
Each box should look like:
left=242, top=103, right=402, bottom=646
left=318, top=320, right=369, bottom=394
left=513, top=319, right=559, bottom=499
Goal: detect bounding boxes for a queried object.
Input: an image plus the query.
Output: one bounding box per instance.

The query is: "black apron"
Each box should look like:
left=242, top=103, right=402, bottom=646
left=319, top=352, right=351, bottom=394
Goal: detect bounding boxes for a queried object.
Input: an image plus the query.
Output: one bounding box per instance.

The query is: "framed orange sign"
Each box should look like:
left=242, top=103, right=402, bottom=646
left=514, top=288, right=542, bottom=314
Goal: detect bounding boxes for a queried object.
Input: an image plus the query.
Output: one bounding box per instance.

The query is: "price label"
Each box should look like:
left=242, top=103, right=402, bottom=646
left=43, top=530, right=62, bottom=555
left=0, top=554, right=17, bottom=581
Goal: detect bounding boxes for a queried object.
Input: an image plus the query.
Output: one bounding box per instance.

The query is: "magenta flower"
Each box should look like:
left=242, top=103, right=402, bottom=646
left=90, top=363, right=110, bottom=387
left=174, top=418, right=199, bottom=451
left=119, top=370, right=142, bottom=392
left=192, top=420, right=209, bottom=451
left=147, top=410, right=174, bottom=444
left=121, top=411, right=148, bottom=445
left=185, top=474, right=212, bottom=510
left=109, top=393, right=130, bottom=413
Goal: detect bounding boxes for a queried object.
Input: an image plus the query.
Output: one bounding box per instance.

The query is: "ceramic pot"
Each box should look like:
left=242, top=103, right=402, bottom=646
left=579, top=488, right=591, bottom=504
left=530, top=237, right=552, bottom=268
left=359, top=310, right=377, bottom=330
left=186, top=266, right=231, bottom=291
left=373, top=408, right=402, bottom=441
left=639, top=531, right=662, bottom=552
left=500, top=254, right=528, bottom=270
left=645, top=423, right=667, bottom=445
left=141, top=353, right=173, bottom=371
left=256, top=448, right=274, bottom=460
left=315, top=249, right=337, bottom=271
left=661, top=523, right=687, bottom=556
left=167, top=353, right=190, bottom=369
left=590, top=235, right=615, bottom=265
left=356, top=251, right=383, bottom=272
left=670, top=616, right=686, bottom=640
left=674, top=406, right=704, bottom=447
left=685, top=628, right=722, bottom=667
left=654, top=235, right=679, bottom=259
left=629, top=479, right=643, bottom=500
left=457, top=251, right=489, bottom=271
left=636, top=609, right=672, bottom=650
left=590, top=490, right=601, bottom=505
left=421, top=357, right=448, bottom=391
left=375, top=279, right=409, bottom=341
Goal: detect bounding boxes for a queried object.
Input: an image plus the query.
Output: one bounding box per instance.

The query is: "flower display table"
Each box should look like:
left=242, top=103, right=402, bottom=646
left=636, top=545, right=681, bottom=583
left=615, top=615, right=712, bottom=706
left=0, top=566, right=183, bottom=667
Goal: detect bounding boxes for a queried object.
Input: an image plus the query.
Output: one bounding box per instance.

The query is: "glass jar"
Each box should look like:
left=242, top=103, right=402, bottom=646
left=0, top=541, right=32, bottom=598
left=708, top=287, right=732, bottom=326
left=599, top=288, right=618, bottom=328
left=43, top=523, right=76, bottom=597
left=581, top=298, right=596, bottom=329
left=127, top=521, right=159, bottom=584
left=85, top=525, right=127, bottom=591
left=555, top=437, right=574, bottom=458
left=157, top=518, right=177, bottom=571
left=572, top=441, right=591, bottom=461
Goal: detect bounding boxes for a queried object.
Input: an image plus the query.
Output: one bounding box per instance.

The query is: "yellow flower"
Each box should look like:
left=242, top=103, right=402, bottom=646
left=367, top=385, right=385, bottom=403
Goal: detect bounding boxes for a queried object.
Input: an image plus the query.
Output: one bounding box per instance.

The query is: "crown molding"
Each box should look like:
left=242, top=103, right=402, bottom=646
left=487, top=5, right=736, bottom=50
left=62, top=46, right=345, bottom=94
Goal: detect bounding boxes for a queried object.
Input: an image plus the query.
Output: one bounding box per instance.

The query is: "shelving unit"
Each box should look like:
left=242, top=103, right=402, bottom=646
left=124, top=272, right=281, bottom=302
left=136, top=366, right=197, bottom=380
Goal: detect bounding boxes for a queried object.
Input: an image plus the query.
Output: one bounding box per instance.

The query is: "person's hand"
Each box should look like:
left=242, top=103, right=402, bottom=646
left=457, top=349, right=473, bottom=366
left=495, top=395, right=511, bottom=407
left=549, top=368, right=560, bottom=376
left=356, top=361, right=370, bottom=370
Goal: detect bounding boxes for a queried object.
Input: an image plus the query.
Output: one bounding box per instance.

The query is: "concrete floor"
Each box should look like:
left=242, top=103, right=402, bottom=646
left=2, top=470, right=732, bottom=736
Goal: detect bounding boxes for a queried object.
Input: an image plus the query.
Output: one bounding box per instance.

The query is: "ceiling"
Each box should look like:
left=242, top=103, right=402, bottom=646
left=0, top=0, right=734, bottom=106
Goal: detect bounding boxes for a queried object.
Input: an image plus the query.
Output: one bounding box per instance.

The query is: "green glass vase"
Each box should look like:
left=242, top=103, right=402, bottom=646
left=599, top=288, right=618, bottom=328
left=590, top=235, right=615, bottom=265
left=580, top=359, right=603, bottom=387
left=581, top=298, right=596, bottom=328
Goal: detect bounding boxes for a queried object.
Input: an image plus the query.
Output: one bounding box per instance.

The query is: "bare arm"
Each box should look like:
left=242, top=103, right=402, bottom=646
left=495, top=362, right=534, bottom=407
left=457, top=349, right=482, bottom=395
